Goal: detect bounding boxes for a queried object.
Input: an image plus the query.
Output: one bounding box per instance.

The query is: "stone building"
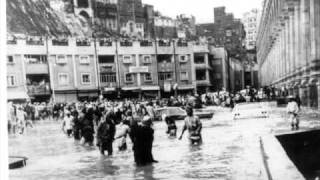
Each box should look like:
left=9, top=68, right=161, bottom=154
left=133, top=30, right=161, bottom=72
left=242, top=9, right=261, bottom=50
left=257, top=0, right=320, bottom=109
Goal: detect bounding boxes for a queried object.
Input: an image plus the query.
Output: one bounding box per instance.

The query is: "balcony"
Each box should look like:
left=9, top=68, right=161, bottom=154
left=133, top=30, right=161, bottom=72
left=27, top=84, right=51, bottom=96
left=99, top=40, right=112, bottom=46
left=158, top=40, right=171, bottom=47
left=76, top=39, right=91, bottom=46
left=140, top=40, right=153, bottom=47
left=26, top=39, right=44, bottom=46
left=7, top=39, right=17, bottom=45
left=26, top=63, right=49, bottom=74
left=120, top=40, right=133, bottom=47
left=177, top=41, right=188, bottom=47
left=52, top=39, right=68, bottom=46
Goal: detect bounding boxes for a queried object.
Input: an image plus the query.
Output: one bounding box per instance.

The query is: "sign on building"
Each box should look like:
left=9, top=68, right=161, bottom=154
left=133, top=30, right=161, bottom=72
left=129, top=66, right=149, bottom=73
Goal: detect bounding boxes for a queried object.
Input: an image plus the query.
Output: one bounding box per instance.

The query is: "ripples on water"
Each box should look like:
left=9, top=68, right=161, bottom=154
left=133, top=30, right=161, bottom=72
left=9, top=115, right=266, bottom=180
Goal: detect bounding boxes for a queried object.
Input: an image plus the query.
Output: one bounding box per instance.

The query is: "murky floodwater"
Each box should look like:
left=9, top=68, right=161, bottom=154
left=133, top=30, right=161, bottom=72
left=9, top=109, right=269, bottom=180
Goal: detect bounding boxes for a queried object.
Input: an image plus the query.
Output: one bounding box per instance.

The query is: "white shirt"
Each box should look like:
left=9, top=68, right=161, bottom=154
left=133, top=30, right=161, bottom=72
left=63, top=115, right=73, bottom=130
left=287, top=101, right=299, bottom=114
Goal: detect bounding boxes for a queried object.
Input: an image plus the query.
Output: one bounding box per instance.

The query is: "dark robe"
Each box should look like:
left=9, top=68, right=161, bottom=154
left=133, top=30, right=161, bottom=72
left=130, top=124, right=155, bottom=165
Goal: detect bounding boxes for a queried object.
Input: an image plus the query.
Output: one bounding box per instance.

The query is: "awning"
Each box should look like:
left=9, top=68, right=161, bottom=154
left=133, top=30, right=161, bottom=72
left=78, top=92, right=98, bottom=97
left=7, top=91, right=30, bottom=100
left=178, top=85, right=194, bottom=90
left=122, top=87, right=140, bottom=91
left=141, top=86, right=160, bottom=91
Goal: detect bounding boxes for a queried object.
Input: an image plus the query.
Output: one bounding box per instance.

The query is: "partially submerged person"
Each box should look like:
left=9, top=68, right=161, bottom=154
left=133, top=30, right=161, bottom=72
left=96, top=111, right=116, bottom=156
left=163, top=114, right=177, bottom=137
left=62, top=111, right=74, bottom=137
left=179, top=106, right=202, bottom=145
left=287, top=96, right=300, bottom=130
left=81, top=107, right=95, bottom=146
left=130, top=116, right=158, bottom=166
left=115, top=118, right=131, bottom=151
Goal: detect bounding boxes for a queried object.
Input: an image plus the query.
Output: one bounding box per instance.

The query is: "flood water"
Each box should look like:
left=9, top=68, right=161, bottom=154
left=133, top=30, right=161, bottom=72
left=9, top=110, right=268, bottom=180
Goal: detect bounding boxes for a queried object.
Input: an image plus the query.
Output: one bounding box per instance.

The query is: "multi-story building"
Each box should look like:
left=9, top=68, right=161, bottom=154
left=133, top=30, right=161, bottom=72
left=197, top=7, right=246, bottom=58
left=209, top=47, right=244, bottom=93
left=7, top=36, right=216, bottom=102
left=256, top=0, right=320, bottom=109
left=242, top=9, right=260, bottom=50
left=241, top=9, right=260, bottom=89
left=6, top=0, right=227, bottom=102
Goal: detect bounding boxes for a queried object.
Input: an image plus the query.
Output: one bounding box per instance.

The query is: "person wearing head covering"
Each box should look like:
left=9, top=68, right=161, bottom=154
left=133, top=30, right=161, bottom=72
left=179, top=106, right=202, bottom=145
left=96, top=111, right=116, bottom=155
left=81, top=107, right=95, bottom=145
left=130, top=115, right=157, bottom=166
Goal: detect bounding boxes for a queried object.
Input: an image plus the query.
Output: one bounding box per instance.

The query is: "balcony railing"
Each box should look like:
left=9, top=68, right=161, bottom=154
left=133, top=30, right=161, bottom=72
left=99, top=40, right=112, bottom=46
left=140, top=41, right=153, bottom=47
left=26, top=39, right=44, bottom=45
left=52, top=39, right=68, bottom=46
left=76, top=39, right=91, bottom=46
left=7, top=39, right=17, bottom=45
left=177, top=41, right=188, bottom=47
left=27, top=84, right=51, bottom=95
left=158, top=41, right=171, bottom=47
left=120, top=41, right=133, bottom=47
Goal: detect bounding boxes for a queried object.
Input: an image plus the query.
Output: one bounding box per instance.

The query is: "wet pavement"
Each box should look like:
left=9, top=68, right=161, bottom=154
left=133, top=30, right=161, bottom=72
left=8, top=105, right=319, bottom=180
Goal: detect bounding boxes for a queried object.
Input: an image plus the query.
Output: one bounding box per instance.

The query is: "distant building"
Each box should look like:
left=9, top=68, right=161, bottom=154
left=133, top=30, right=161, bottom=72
left=176, top=14, right=197, bottom=39
left=197, top=7, right=246, bottom=59
left=209, top=47, right=244, bottom=92
left=242, top=9, right=260, bottom=50
left=153, top=13, right=177, bottom=39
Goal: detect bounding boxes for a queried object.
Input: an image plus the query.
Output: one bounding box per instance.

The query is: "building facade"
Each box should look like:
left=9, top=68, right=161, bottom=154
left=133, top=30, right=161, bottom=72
left=242, top=9, right=261, bottom=50
left=7, top=36, right=221, bottom=102
left=197, top=7, right=246, bottom=58
left=257, top=0, right=320, bottom=109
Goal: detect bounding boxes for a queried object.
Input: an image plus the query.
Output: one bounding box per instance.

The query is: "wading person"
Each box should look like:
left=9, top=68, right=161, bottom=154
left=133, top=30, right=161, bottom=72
left=71, top=107, right=81, bottom=140
left=16, top=106, right=27, bottom=134
left=81, top=107, right=95, bottom=146
left=115, top=118, right=130, bottom=151
left=130, top=116, right=158, bottom=166
left=62, top=111, right=74, bottom=137
left=179, top=106, right=202, bottom=145
left=163, top=114, right=177, bottom=137
left=287, top=96, right=300, bottom=130
left=97, top=111, right=116, bottom=156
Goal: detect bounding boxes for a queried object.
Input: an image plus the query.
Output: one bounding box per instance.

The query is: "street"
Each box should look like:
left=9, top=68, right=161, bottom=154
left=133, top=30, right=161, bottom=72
left=10, top=104, right=319, bottom=180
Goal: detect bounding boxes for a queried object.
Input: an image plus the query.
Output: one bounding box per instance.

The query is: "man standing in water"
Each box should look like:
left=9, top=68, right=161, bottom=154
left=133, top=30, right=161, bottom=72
left=179, top=106, right=202, bottom=145
left=130, top=116, right=158, bottom=166
left=97, top=111, right=116, bottom=156
left=62, top=111, right=74, bottom=137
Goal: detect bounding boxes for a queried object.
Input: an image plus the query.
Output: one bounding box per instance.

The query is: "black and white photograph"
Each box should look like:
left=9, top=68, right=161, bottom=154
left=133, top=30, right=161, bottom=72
left=1, top=0, right=320, bottom=179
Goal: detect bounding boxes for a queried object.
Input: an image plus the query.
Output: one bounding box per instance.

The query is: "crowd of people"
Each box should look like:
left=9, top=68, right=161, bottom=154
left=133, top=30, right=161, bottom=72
left=7, top=95, right=204, bottom=166
left=8, top=85, right=303, bottom=165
